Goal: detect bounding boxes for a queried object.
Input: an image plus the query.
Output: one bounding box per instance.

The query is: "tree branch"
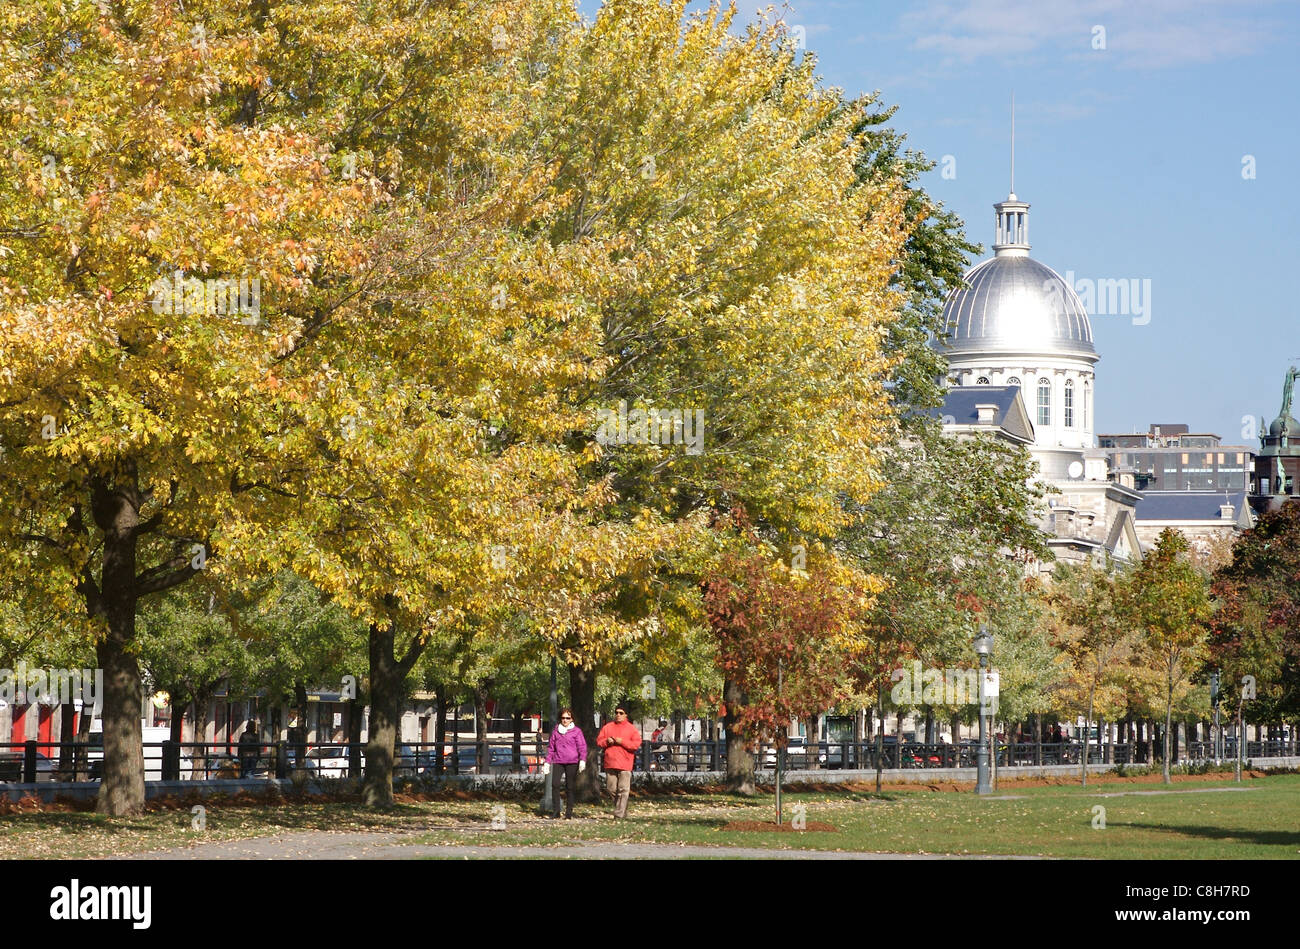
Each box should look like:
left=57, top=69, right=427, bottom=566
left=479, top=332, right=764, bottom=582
left=136, top=552, right=203, bottom=596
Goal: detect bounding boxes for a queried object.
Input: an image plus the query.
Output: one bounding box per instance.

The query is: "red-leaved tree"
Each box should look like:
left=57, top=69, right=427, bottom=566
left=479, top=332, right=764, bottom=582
left=704, top=551, right=861, bottom=794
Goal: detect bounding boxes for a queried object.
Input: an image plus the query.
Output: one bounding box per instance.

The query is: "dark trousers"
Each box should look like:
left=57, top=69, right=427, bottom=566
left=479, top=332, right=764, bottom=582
left=551, top=762, right=578, bottom=816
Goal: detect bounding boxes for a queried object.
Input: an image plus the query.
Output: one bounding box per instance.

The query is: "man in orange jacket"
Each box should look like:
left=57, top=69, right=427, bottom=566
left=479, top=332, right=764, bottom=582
left=595, top=705, right=642, bottom=818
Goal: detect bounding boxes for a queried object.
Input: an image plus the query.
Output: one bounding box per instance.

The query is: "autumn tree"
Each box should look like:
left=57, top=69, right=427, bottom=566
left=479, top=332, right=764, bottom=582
left=0, top=0, right=384, bottom=814
left=0, top=589, right=99, bottom=776
left=1208, top=503, right=1300, bottom=736
left=843, top=430, right=1052, bottom=747
left=1127, top=529, right=1212, bottom=783
left=511, top=0, right=909, bottom=791
left=704, top=548, right=867, bottom=794
left=1046, top=559, right=1133, bottom=784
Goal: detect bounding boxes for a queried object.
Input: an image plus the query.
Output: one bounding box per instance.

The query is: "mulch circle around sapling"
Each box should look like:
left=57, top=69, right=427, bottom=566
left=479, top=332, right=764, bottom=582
left=722, top=820, right=837, bottom=832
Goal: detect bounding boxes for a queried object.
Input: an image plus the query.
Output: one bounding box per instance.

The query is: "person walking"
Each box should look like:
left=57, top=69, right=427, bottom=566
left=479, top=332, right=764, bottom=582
left=543, top=708, right=587, bottom=819
left=238, top=721, right=261, bottom=777
left=650, top=719, right=671, bottom=770
left=595, top=705, right=642, bottom=818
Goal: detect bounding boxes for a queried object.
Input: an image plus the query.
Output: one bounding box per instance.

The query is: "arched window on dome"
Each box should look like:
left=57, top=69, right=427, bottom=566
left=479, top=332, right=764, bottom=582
left=1037, top=378, right=1051, bottom=428
left=1007, top=376, right=1021, bottom=388
left=1064, top=379, right=1075, bottom=428
left=977, top=376, right=990, bottom=385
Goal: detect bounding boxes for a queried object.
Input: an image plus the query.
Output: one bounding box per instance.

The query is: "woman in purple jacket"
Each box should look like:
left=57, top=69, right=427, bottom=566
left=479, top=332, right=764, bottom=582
left=544, top=708, right=587, bottom=819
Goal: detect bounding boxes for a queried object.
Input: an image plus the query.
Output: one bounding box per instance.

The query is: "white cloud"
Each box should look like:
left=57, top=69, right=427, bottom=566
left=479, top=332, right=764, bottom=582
left=901, top=0, right=1281, bottom=70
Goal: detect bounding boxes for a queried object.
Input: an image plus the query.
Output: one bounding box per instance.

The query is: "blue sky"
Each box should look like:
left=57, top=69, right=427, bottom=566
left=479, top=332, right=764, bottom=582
left=578, top=0, right=1300, bottom=445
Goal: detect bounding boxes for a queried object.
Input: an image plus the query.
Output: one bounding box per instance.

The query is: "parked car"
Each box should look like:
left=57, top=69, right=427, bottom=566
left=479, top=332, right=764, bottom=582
left=84, top=722, right=196, bottom=780
left=0, top=751, right=56, bottom=782
left=763, top=737, right=827, bottom=768
left=300, top=746, right=351, bottom=778
left=445, top=744, right=526, bottom=775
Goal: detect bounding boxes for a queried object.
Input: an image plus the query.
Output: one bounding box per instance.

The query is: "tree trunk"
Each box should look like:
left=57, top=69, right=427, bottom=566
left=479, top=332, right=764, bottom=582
left=1083, top=686, right=1095, bottom=787
left=347, top=697, right=362, bottom=778
left=363, top=624, right=400, bottom=806
left=188, top=698, right=204, bottom=779
left=473, top=683, right=490, bottom=773
left=723, top=677, right=754, bottom=794
left=804, top=714, right=821, bottom=770
left=568, top=662, right=601, bottom=801
left=874, top=698, right=886, bottom=792
left=511, top=710, right=523, bottom=770
left=74, top=704, right=93, bottom=780
left=433, top=689, right=447, bottom=776
left=362, top=621, right=423, bottom=807
left=91, top=476, right=147, bottom=816
left=58, top=701, right=76, bottom=776
left=168, top=697, right=185, bottom=743
left=1170, top=686, right=1180, bottom=785
left=289, top=680, right=308, bottom=771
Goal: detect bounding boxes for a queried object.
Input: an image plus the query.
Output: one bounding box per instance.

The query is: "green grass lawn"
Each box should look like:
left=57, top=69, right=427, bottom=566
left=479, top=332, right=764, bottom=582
left=406, top=773, right=1300, bottom=859
left=0, top=773, right=1296, bottom=859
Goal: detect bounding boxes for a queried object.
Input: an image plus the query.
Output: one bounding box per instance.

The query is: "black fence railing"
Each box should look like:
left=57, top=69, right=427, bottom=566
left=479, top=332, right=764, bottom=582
left=2, top=736, right=1296, bottom=784
left=632, top=738, right=1300, bottom=772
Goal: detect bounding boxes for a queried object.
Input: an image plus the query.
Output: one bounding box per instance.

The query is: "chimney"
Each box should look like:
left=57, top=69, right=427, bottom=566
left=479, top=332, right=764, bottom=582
left=975, top=403, right=998, bottom=425
left=1220, top=503, right=1234, bottom=520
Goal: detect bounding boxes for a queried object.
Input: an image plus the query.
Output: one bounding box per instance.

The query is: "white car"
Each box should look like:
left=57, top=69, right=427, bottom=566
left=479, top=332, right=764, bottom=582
left=88, top=721, right=195, bottom=780
left=763, top=737, right=827, bottom=768
left=301, top=745, right=354, bottom=778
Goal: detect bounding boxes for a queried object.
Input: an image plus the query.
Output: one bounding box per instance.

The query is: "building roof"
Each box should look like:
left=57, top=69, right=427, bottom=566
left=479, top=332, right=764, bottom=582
left=932, top=385, right=1035, bottom=445
left=1133, top=490, right=1252, bottom=524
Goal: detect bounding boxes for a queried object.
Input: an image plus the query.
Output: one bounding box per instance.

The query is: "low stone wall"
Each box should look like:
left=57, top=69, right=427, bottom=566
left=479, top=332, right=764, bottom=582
left=0, top=777, right=337, bottom=804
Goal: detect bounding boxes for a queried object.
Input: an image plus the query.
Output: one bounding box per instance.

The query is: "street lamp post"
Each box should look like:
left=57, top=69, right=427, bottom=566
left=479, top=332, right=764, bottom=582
left=540, top=656, right=558, bottom=815
left=974, top=625, right=994, bottom=796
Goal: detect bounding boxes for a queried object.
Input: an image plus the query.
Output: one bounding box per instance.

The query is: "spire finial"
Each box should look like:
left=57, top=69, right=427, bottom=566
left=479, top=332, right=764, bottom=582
left=1010, top=91, right=1015, bottom=197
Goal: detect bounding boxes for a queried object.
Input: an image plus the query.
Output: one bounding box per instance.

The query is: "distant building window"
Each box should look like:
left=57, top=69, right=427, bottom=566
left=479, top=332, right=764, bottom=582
left=977, top=376, right=990, bottom=385
left=1037, top=379, right=1051, bottom=427
left=1064, top=380, right=1075, bottom=428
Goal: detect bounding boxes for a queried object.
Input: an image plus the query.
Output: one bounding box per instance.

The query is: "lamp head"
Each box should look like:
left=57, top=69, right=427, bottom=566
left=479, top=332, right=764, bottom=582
left=974, top=624, right=993, bottom=657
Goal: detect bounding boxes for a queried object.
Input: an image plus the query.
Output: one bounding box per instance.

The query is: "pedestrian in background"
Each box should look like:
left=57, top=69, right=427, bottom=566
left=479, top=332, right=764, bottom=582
left=238, top=721, right=261, bottom=777
left=596, top=705, right=642, bottom=818
left=543, top=708, right=587, bottom=819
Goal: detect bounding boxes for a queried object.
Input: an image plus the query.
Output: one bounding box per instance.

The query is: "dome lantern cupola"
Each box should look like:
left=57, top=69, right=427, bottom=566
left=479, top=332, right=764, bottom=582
left=993, top=194, right=1030, bottom=257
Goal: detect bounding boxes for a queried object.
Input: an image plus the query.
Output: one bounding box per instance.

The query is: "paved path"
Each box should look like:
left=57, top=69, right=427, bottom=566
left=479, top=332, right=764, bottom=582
left=127, top=829, right=1040, bottom=860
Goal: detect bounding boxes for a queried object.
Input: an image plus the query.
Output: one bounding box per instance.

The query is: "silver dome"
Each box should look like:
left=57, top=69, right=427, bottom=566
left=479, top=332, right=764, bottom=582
left=940, top=256, right=1096, bottom=357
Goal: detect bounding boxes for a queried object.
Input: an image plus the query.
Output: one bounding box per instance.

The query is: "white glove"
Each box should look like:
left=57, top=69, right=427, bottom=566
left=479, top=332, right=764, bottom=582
left=542, top=762, right=551, bottom=775
left=578, top=760, right=586, bottom=773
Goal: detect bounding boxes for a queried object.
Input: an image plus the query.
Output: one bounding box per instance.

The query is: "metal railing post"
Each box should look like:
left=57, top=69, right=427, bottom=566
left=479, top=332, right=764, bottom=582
left=275, top=741, right=288, bottom=779
left=23, top=740, right=37, bottom=783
